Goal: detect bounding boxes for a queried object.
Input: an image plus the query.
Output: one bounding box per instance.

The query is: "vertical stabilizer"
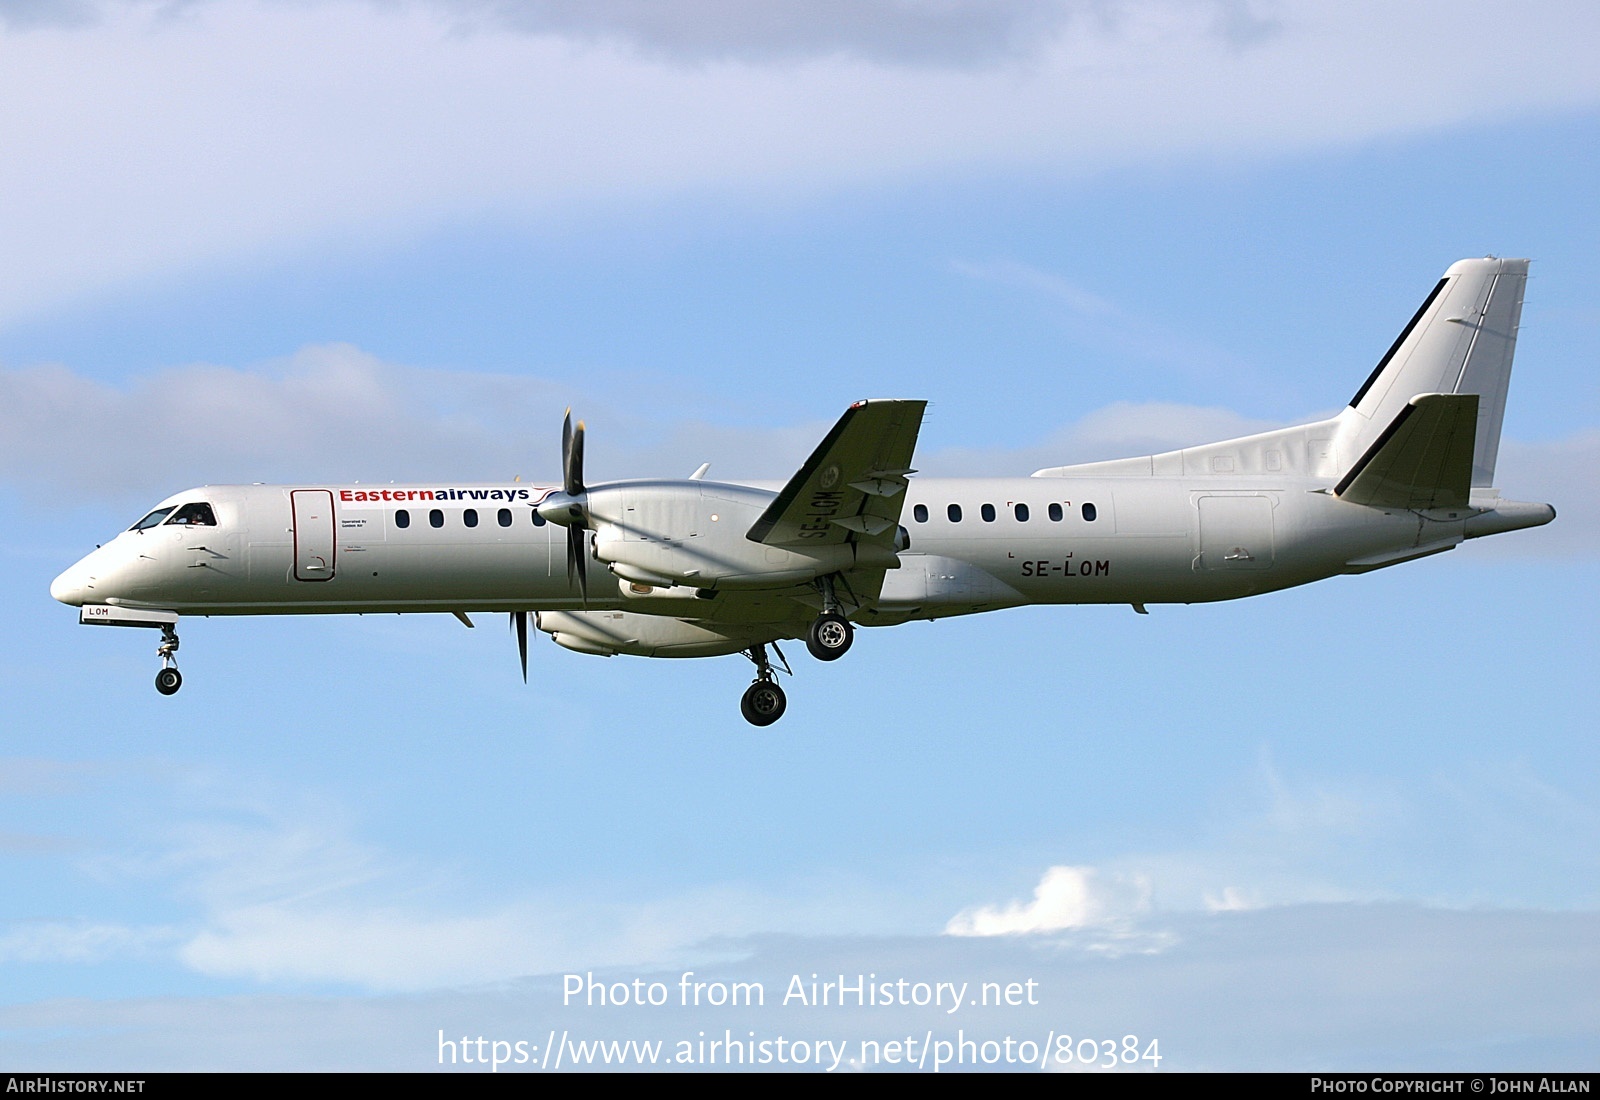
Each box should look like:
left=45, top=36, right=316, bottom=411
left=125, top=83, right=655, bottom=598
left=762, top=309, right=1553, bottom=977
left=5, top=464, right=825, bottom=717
left=1339, top=257, right=1527, bottom=487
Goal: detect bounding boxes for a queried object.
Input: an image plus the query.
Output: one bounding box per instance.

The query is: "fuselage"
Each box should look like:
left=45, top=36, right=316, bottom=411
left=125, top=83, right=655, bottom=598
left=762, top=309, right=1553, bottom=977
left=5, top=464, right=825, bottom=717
left=51, top=472, right=1497, bottom=629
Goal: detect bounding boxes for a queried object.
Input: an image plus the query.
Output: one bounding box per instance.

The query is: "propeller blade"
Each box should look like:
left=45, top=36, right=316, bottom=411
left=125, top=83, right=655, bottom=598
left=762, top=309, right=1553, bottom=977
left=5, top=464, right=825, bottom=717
left=558, top=407, right=589, bottom=605
left=561, top=408, right=572, bottom=485
left=567, top=524, right=588, bottom=605
left=510, top=612, right=529, bottom=682
left=562, top=409, right=586, bottom=497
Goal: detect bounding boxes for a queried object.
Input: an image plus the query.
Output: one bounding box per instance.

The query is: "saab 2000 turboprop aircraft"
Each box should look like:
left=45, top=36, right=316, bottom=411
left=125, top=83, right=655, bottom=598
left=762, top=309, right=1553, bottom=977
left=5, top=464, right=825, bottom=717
left=52, top=258, right=1555, bottom=725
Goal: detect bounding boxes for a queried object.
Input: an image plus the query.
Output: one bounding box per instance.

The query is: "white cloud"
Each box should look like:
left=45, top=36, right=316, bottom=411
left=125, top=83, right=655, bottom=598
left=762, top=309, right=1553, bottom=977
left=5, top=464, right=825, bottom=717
left=1202, top=886, right=1253, bottom=912
left=1, top=0, right=1596, bottom=324
left=945, top=865, right=1151, bottom=936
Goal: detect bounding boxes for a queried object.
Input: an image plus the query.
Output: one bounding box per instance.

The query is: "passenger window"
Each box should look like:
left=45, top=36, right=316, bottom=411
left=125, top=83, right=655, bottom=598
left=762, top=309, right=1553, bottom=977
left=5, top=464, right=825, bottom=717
left=1048, top=503, right=1063, bottom=522
left=395, top=509, right=410, bottom=529
left=981, top=503, right=996, bottom=522
left=1014, top=503, right=1029, bottom=522
left=913, top=504, right=928, bottom=523
left=167, top=502, right=217, bottom=526
left=531, top=511, right=546, bottom=527
left=1082, top=502, right=1098, bottom=522
left=947, top=503, right=962, bottom=523
left=464, top=508, right=479, bottom=528
left=429, top=509, right=444, bottom=528
left=498, top=508, right=513, bottom=527
left=129, top=506, right=175, bottom=531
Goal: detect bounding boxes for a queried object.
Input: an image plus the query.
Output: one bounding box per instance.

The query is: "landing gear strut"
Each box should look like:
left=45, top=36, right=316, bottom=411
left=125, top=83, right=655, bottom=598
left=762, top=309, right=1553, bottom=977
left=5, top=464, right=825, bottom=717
left=740, top=643, right=789, bottom=726
left=154, top=625, right=182, bottom=695
left=806, top=576, right=854, bottom=661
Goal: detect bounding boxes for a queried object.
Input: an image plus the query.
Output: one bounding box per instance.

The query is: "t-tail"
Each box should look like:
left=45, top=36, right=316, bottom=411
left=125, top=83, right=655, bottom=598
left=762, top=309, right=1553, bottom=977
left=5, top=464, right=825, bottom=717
left=1338, top=257, right=1522, bottom=488
left=1330, top=256, right=1553, bottom=538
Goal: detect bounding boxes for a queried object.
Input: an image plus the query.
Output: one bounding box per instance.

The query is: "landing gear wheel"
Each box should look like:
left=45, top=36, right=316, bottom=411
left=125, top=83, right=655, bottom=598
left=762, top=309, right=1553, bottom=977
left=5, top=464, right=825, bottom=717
left=741, top=680, right=787, bottom=726
left=155, top=667, right=183, bottom=696
left=806, top=612, right=853, bottom=662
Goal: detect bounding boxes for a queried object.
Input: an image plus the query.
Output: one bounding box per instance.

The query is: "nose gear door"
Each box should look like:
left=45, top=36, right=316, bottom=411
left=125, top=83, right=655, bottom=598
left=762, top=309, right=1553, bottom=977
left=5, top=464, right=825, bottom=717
left=291, top=489, right=337, bottom=581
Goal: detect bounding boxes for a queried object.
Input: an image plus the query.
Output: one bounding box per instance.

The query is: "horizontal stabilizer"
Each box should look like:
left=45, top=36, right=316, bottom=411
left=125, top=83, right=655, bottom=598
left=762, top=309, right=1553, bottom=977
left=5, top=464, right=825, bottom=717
left=747, top=399, right=926, bottom=547
left=1335, top=393, right=1477, bottom=510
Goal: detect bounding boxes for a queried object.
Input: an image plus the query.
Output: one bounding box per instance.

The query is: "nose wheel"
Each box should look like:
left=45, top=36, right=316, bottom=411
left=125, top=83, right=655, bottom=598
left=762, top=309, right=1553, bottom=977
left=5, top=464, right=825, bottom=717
left=154, top=625, right=182, bottom=695
left=740, top=679, right=786, bottom=726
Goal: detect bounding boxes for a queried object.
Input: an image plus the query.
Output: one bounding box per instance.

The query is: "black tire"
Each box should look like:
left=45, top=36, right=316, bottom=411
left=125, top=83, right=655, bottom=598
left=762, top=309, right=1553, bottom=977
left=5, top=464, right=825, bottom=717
left=740, top=681, right=787, bottom=726
left=155, top=668, right=183, bottom=696
left=806, top=612, right=853, bottom=662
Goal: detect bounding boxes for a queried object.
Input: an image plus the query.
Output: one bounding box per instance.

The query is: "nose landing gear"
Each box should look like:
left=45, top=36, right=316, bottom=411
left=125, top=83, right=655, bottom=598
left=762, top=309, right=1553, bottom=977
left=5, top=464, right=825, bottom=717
left=740, top=642, right=791, bottom=726
left=155, top=625, right=182, bottom=695
left=740, top=679, right=786, bottom=726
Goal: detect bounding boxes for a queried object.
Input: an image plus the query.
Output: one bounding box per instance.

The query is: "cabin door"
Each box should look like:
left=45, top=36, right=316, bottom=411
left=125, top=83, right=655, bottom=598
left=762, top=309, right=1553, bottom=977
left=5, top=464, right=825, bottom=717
left=291, top=489, right=337, bottom=581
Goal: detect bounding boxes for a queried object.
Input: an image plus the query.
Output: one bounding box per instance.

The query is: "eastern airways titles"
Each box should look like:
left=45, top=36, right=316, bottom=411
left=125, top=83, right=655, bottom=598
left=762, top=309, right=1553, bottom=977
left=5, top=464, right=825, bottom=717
left=339, top=486, right=548, bottom=503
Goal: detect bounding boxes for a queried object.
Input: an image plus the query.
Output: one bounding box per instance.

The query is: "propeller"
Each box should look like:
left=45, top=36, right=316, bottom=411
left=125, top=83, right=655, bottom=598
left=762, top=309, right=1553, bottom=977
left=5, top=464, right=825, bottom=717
left=538, top=408, right=591, bottom=604
left=510, top=408, right=592, bottom=682
left=510, top=611, right=529, bottom=682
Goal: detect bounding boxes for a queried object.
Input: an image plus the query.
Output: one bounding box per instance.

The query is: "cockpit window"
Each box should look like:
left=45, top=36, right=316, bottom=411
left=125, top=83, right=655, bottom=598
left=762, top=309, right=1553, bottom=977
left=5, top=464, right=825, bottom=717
left=167, top=502, right=218, bottom=527
left=130, top=506, right=175, bottom=531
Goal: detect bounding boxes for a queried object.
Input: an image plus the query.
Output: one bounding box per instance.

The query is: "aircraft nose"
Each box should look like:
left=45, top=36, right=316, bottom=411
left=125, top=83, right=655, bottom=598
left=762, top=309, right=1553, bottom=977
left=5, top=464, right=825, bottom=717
left=51, top=565, right=88, bottom=606
left=51, top=546, right=106, bottom=607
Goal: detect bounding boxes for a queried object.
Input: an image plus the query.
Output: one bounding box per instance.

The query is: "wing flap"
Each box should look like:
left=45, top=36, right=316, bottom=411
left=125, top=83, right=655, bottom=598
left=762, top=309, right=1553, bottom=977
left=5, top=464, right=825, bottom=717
left=1334, top=393, right=1478, bottom=510
left=747, top=400, right=927, bottom=547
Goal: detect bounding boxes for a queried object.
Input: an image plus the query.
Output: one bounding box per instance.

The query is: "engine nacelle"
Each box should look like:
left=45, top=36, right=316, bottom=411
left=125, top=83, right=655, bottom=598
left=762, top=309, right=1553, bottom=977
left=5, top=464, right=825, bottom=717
left=585, top=480, right=894, bottom=589
left=536, top=610, right=767, bottom=658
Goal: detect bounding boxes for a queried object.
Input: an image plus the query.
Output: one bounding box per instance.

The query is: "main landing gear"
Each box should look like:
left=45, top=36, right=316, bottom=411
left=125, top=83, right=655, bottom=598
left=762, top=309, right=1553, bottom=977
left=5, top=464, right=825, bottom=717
left=740, top=642, right=790, bottom=727
left=154, top=624, right=182, bottom=695
left=737, top=577, right=864, bottom=725
left=805, top=575, right=854, bottom=661
left=806, top=612, right=853, bottom=661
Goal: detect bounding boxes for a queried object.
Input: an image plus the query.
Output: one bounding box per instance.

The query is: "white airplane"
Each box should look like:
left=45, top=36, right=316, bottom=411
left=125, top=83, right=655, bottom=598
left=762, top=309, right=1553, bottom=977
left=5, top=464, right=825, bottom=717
left=52, top=257, right=1555, bottom=725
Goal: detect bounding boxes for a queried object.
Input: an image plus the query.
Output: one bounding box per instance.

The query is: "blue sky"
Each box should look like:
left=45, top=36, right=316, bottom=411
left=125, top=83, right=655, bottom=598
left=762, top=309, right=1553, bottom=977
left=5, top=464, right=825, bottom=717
left=1, top=0, right=1597, bottom=1072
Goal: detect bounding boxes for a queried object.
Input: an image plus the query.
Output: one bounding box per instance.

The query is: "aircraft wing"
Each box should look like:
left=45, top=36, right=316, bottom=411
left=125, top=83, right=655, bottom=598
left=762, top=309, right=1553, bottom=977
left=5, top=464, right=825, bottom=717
left=746, top=399, right=926, bottom=548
